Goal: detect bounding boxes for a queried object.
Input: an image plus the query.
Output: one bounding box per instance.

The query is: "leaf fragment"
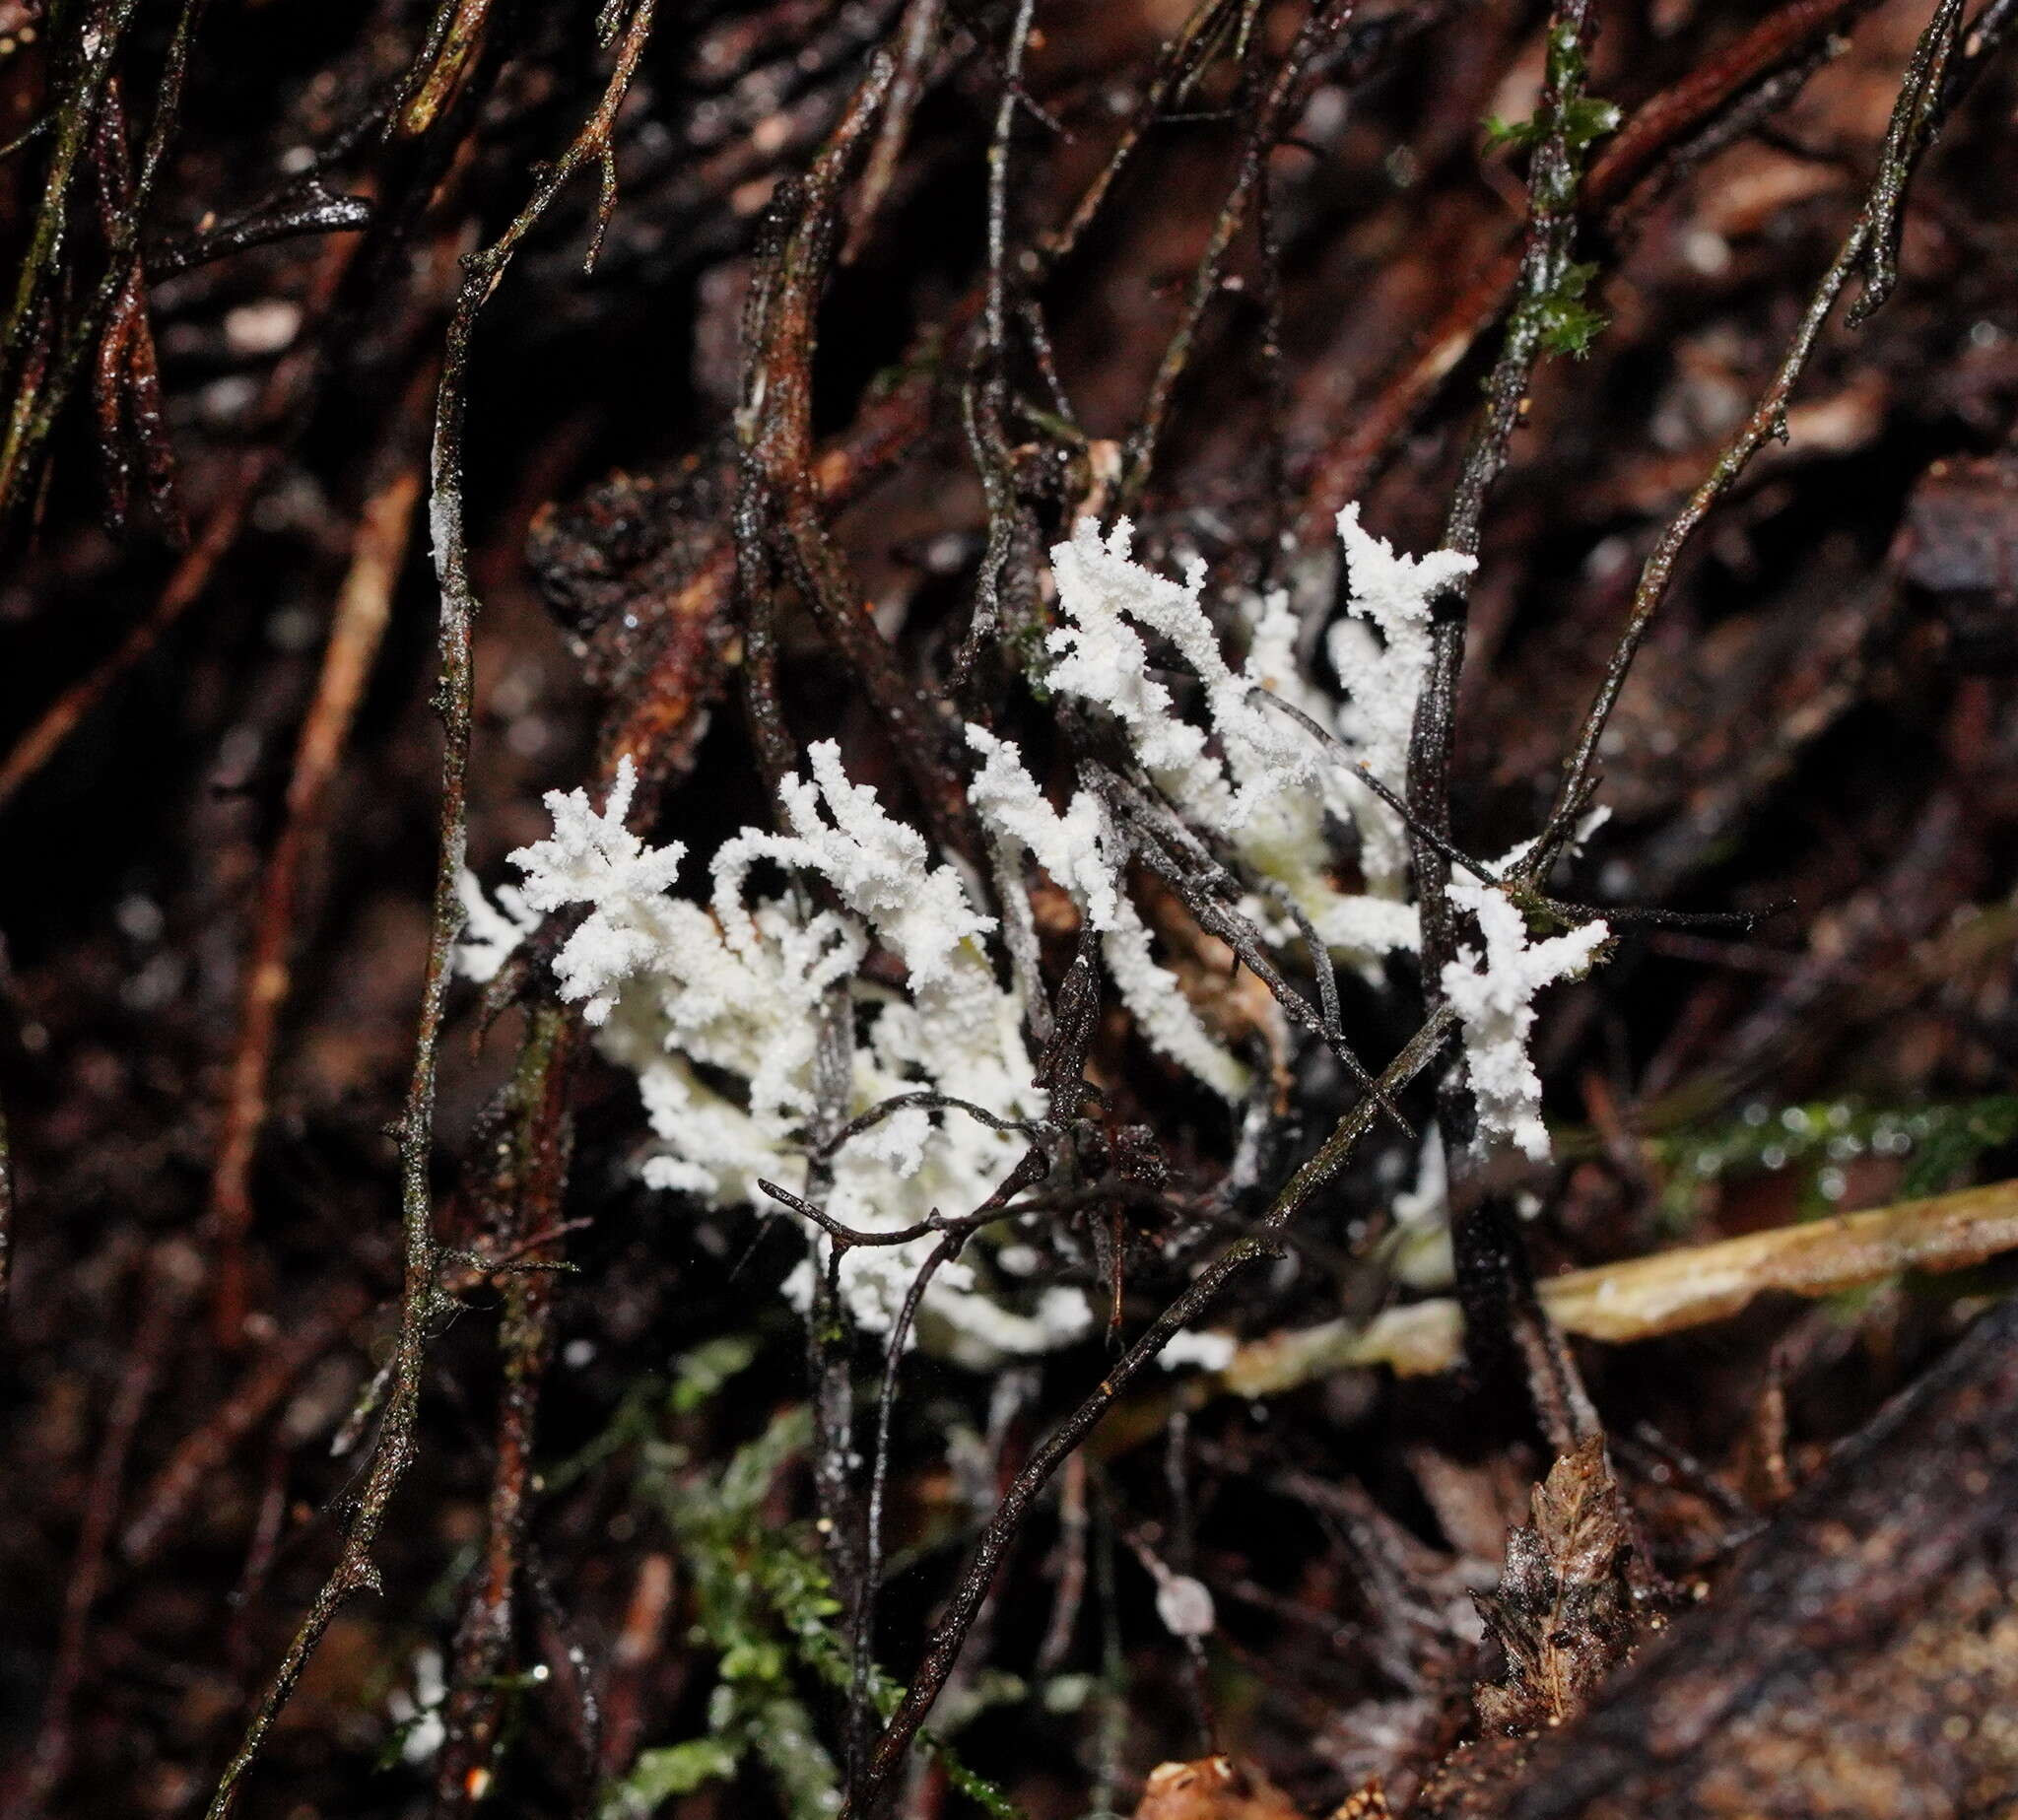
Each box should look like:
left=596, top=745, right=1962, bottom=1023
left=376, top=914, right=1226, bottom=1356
left=1472, top=1438, right=1636, bottom=1734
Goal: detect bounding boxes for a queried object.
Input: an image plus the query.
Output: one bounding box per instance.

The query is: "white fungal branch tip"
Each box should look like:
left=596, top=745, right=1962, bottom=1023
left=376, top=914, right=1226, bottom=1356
left=1440, top=877, right=1607, bottom=1161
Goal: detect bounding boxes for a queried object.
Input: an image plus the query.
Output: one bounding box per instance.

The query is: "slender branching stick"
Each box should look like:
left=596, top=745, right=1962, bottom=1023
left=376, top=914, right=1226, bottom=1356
left=841, top=1006, right=1456, bottom=1816
left=203, top=10, right=659, bottom=1812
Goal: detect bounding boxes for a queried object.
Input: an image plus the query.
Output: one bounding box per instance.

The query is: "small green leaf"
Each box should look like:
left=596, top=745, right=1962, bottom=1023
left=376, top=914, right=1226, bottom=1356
left=720, top=1639, right=787, bottom=1682
left=1483, top=113, right=1540, bottom=152
left=1560, top=96, right=1622, bottom=151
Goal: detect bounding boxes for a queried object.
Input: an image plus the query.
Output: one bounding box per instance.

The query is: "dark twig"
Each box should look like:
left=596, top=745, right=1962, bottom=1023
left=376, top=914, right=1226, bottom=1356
left=841, top=1004, right=1456, bottom=1814
left=1118, top=0, right=1358, bottom=508
left=1524, top=0, right=1972, bottom=881
left=1088, top=764, right=1406, bottom=1131
left=814, top=1090, right=1053, bottom=1159
left=737, top=55, right=979, bottom=860
left=1249, top=687, right=1504, bottom=889
left=0, top=222, right=362, bottom=813
left=842, top=0, right=944, bottom=265
left=203, top=12, right=659, bottom=1812
left=434, top=1007, right=581, bottom=1815
left=1411, top=0, right=1604, bottom=994
left=0, top=0, right=211, bottom=532
left=1297, top=0, right=1894, bottom=536
left=951, top=0, right=1037, bottom=687
left=9, top=1246, right=198, bottom=1818
left=846, top=1227, right=967, bottom=1789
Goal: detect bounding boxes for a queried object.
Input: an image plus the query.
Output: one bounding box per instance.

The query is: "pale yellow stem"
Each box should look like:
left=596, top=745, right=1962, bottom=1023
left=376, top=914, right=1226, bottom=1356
left=1220, top=1178, right=2018, bottom=1394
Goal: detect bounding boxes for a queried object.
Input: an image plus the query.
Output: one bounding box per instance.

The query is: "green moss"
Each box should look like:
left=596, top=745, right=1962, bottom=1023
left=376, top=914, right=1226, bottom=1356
left=1648, top=1095, right=2018, bottom=1232
left=602, top=1378, right=1026, bottom=1820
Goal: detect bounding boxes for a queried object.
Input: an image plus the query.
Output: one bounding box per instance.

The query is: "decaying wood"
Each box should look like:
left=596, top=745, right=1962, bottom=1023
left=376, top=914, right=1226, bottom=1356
left=1472, top=1292, right=2018, bottom=1818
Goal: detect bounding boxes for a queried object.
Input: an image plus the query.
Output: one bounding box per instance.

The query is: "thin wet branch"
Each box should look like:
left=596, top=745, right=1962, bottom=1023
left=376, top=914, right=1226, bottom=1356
left=203, top=11, right=660, bottom=1811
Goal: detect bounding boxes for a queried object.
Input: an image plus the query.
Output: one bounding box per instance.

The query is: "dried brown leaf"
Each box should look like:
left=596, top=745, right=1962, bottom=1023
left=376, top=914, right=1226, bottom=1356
left=1472, top=1438, right=1637, bottom=1734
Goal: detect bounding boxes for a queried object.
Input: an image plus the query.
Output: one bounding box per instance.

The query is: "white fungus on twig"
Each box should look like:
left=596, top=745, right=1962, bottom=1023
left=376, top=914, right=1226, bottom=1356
left=1440, top=877, right=1608, bottom=1161
left=458, top=504, right=1602, bottom=1358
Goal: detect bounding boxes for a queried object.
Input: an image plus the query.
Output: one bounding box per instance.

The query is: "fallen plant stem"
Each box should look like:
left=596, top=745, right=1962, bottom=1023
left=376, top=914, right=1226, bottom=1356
left=434, top=1005, right=581, bottom=1815
left=1527, top=0, right=1970, bottom=873
left=1217, top=1175, right=2018, bottom=1391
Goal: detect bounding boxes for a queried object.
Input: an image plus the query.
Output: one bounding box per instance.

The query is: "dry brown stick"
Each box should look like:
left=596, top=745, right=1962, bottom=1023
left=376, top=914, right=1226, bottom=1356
left=1524, top=0, right=1969, bottom=872
left=1296, top=0, right=1884, bottom=538
left=1584, top=0, right=1881, bottom=212
left=598, top=1553, right=678, bottom=1780
left=0, top=0, right=142, bottom=515
left=1044, top=0, right=1247, bottom=269
left=1389, top=0, right=1608, bottom=1444
left=841, top=0, right=943, bottom=265
left=395, top=0, right=497, bottom=140
left=433, top=1006, right=580, bottom=1815
left=209, top=381, right=431, bottom=1349
left=118, top=1280, right=373, bottom=1566
left=203, top=10, right=661, bottom=1814
left=1217, top=1176, right=2018, bottom=1391
left=740, top=54, right=980, bottom=860
left=86, top=77, right=183, bottom=537
left=949, top=0, right=1037, bottom=687
left=1117, top=0, right=1357, bottom=508
left=0, top=0, right=211, bottom=531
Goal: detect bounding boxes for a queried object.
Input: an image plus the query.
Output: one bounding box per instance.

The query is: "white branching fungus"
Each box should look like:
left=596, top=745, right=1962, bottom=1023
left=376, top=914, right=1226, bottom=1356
left=1327, top=506, right=1475, bottom=892
left=457, top=749, right=1089, bottom=1365
left=1440, top=876, right=1607, bottom=1161
left=460, top=502, right=1602, bottom=1359
left=453, top=871, right=535, bottom=985
left=966, top=509, right=1470, bottom=1099
left=966, top=719, right=1249, bottom=1099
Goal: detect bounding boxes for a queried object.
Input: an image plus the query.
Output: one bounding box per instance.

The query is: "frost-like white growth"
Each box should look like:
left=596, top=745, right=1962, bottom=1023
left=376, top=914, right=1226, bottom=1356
left=454, top=870, right=535, bottom=985
left=387, top=1649, right=447, bottom=1765
left=458, top=749, right=1089, bottom=1363
left=1047, top=523, right=1235, bottom=825
left=1157, top=1327, right=1238, bottom=1373
left=461, top=503, right=1593, bottom=1358
left=967, top=721, right=1248, bottom=1098
left=1439, top=877, right=1607, bottom=1161
left=1043, top=512, right=1469, bottom=964
left=1327, top=505, right=1476, bottom=893
left=962, top=509, right=1469, bottom=1100
left=502, top=756, right=690, bottom=1022
left=1045, top=518, right=1327, bottom=842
